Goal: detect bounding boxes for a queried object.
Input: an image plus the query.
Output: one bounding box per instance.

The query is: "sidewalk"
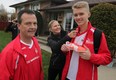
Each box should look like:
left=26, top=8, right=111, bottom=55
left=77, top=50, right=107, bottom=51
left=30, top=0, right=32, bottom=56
left=39, top=43, right=52, bottom=53
left=98, top=65, right=116, bottom=80
left=39, top=43, right=116, bottom=80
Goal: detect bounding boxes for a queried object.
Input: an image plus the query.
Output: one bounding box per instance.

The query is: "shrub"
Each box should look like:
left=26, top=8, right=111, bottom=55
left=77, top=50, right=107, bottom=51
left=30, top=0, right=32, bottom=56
left=90, top=3, right=116, bottom=57
left=0, top=12, right=8, bottom=21
left=11, top=13, right=17, bottom=20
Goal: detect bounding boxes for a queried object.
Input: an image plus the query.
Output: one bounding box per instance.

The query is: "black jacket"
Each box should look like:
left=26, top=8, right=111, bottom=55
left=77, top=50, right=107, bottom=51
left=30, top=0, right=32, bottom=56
left=47, top=30, right=71, bottom=69
left=5, top=22, right=18, bottom=40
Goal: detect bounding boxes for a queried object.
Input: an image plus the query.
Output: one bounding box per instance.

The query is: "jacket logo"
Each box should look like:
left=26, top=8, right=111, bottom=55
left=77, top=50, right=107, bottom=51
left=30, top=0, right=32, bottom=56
left=86, top=38, right=93, bottom=44
left=22, top=47, right=26, bottom=50
left=24, top=54, right=27, bottom=58
left=35, top=48, right=38, bottom=54
left=26, top=56, right=40, bottom=64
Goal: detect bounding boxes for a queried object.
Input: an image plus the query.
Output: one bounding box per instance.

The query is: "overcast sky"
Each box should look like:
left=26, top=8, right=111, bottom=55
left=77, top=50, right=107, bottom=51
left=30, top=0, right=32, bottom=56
left=0, top=0, right=27, bottom=12
left=0, top=0, right=74, bottom=13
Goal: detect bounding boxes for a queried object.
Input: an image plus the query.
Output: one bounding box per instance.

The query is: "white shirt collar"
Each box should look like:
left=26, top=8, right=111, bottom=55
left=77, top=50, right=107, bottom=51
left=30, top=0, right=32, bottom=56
left=20, top=39, right=33, bottom=49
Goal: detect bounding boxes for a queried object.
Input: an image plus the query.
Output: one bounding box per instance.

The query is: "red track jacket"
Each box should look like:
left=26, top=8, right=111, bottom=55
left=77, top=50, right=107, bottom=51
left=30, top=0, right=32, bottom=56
left=61, top=22, right=112, bottom=80
left=0, top=35, right=43, bottom=80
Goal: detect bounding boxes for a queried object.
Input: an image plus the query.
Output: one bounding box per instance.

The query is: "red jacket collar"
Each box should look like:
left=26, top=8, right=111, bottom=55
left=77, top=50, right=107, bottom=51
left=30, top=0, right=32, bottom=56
left=13, top=35, right=39, bottom=55
left=71, top=22, right=93, bottom=43
left=76, top=22, right=92, bottom=35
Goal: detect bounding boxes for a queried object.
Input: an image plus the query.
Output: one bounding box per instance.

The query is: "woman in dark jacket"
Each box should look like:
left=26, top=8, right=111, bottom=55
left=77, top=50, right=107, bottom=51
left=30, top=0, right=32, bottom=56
left=5, top=19, right=18, bottom=40
left=47, top=20, right=76, bottom=80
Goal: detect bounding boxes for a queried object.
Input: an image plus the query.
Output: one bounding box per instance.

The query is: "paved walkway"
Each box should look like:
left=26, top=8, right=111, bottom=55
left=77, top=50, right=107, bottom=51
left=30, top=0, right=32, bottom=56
left=39, top=43, right=116, bottom=80
left=39, top=43, right=52, bottom=53
left=98, top=65, right=116, bottom=80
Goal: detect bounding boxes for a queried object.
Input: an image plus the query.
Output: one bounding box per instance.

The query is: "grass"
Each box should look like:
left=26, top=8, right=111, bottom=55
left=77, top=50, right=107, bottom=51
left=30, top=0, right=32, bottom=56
left=42, top=50, right=51, bottom=80
left=0, top=31, right=12, bottom=51
left=0, top=31, right=51, bottom=80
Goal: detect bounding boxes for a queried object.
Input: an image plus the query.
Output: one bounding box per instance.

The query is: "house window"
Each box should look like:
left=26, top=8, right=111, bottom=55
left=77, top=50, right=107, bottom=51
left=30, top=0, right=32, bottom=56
left=31, top=4, right=40, bottom=10
left=65, top=13, right=72, bottom=31
left=17, top=7, right=24, bottom=13
left=47, top=12, right=64, bottom=27
left=58, top=13, right=63, bottom=21
left=48, top=12, right=58, bottom=21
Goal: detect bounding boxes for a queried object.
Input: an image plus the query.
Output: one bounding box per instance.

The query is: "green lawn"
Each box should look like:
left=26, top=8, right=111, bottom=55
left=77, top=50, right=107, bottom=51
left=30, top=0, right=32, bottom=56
left=42, top=50, right=51, bottom=80
left=0, top=31, right=51, bottom=80
left=0, top=31, right=12, bottom=51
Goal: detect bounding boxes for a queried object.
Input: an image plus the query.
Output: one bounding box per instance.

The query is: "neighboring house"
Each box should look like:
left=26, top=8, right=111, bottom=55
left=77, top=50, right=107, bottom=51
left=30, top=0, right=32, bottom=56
left=7, top=12, right=13, bottom=21
left=10, top=0, right=68, bottom=35
left=39, top=0, right=116, bottom=32
left=10, top=0, right=116, bottom=36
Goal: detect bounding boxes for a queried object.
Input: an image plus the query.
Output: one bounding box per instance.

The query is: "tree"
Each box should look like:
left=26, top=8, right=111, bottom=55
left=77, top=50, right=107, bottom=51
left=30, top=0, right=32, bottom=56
left=11, top=13, right=17, bottom=20
left=0, top=4, right=6, bottom=12
left=0, top=4, right=8, bottom=21
left=90, top=3, right=116, bottom=57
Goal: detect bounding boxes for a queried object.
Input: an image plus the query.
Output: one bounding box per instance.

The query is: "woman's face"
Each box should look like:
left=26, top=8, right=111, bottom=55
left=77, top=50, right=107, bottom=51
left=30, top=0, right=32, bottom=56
left=50, top=21, right=61, bottom=34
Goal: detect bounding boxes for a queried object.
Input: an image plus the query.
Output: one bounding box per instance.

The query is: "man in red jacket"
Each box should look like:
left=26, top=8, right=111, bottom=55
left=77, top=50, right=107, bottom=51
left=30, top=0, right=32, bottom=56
left=61, top=1, right=112, bottom=80
left=0, top=9, right=43, bottom=80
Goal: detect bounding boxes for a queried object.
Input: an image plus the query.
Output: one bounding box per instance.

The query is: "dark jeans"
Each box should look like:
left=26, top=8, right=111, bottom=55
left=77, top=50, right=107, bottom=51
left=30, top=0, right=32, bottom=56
left=48, top=66, right=62, bottom=80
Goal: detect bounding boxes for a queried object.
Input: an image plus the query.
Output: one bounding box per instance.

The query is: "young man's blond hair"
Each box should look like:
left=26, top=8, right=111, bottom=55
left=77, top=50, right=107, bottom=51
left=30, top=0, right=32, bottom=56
left=72, top=1, right=90, bottom=13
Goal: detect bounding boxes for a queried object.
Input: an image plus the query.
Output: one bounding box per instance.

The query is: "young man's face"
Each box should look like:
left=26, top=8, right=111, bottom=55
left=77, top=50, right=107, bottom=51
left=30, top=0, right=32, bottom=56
left=18, top=13, right=37, bottom=39
left=50, top=21, right=61, bottom=34
left=73, top=8, right=90, bottom=27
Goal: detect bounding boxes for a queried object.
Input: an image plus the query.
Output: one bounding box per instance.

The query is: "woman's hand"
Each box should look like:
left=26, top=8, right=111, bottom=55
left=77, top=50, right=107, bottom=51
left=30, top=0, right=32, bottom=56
left=68, top=30, right=77, bottom=38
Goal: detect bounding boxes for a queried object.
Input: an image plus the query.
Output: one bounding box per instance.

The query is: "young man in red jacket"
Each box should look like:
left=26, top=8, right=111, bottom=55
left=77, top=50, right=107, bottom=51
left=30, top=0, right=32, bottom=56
left=0, top=9, right=43, bottom=80
left=61, top=1, right=112, bottom=80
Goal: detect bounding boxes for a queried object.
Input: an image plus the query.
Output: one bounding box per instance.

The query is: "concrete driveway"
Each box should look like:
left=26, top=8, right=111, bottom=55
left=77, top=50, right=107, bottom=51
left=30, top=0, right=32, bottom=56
left=39, top=42, right=116, bottom=80
left=98, top=65, right=116, bottom=80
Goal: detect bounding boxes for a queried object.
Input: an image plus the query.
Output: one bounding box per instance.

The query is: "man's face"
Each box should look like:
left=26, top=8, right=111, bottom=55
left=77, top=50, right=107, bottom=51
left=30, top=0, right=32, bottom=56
left=18, top=13, right=37, bottom=38
left=73, top=8, right=90, bottom=27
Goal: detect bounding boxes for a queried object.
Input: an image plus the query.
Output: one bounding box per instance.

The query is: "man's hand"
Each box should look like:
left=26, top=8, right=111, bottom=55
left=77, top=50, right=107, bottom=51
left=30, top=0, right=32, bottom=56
left=61, top=44, right=70, bottom=52
left=79, top=45, right=91, bottom=60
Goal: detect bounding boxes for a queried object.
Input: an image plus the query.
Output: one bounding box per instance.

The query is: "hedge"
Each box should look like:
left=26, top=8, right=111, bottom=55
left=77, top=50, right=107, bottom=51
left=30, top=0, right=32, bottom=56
left=90, top=3, right=116, bottom=57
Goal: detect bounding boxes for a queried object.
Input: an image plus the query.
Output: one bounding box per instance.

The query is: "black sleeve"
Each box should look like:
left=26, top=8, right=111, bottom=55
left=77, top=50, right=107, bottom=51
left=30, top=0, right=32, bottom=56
left=47, top=35, right=71, bottom=52
left=5, top=22, right=13, bottom=32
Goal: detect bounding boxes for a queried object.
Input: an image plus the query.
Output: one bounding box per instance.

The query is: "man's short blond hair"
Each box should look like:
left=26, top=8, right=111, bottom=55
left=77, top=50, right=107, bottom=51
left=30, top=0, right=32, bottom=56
left=72, top=1, right=90, bottom=12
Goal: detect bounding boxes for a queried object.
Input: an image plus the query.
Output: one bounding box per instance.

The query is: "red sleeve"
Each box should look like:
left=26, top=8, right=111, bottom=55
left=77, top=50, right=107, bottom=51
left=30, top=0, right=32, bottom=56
left=0, top=51, right=11, bottom=80
left=0, top=44, right=16, bottom=80
left=90, top=33, right=112, bottom=65
left=33, top=37, right=44, bottom=80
